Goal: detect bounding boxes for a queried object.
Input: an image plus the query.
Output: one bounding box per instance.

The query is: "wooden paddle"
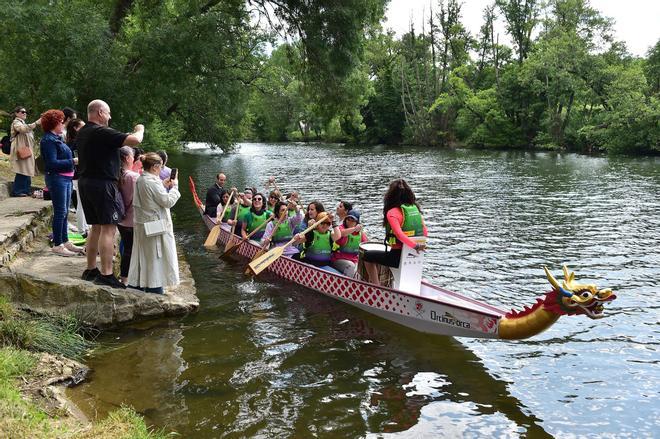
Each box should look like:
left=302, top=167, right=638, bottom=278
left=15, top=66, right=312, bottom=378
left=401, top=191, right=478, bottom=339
left=244, top=210, right=288, bottom=274
left=222, top=214, right=274, bottom=258
left=224, top=202, right=242, bottom=252
left=247, top=213, right=328, bottom=276
left=203, top=190, right=234, bottom=248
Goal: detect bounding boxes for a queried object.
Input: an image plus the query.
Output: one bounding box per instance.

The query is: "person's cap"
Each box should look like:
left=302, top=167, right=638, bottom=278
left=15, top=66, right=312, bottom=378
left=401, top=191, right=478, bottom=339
left=346, top=209, right=360, bottom=223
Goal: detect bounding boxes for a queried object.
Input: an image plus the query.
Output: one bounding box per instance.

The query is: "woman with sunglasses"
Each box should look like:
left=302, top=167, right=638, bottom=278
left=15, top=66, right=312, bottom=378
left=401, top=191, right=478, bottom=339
left=261, top=200, right=303, bottom=256
left=267, top=189, right=282, bottom=212
left=40, top=109, right=82, bottom=256
left=241, top=192, right=270, bottom=241
left=9, top=106, right=41, bottom=196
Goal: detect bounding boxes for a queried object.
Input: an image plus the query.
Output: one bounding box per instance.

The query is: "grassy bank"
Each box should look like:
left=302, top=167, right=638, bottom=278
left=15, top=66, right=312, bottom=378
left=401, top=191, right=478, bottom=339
left=0, top=297, right=169, bottom=438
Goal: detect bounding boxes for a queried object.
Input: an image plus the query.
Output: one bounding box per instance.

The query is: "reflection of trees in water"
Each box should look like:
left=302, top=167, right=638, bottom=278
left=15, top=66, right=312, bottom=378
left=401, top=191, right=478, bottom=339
left=274, top=285, right=552, bottom=437
left=69, top=327, right=189, bottom=430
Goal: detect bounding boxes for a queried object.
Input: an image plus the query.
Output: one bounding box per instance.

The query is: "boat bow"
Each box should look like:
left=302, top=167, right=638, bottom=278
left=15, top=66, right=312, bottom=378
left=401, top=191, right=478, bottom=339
left=498, top=266, right=617, bottom=339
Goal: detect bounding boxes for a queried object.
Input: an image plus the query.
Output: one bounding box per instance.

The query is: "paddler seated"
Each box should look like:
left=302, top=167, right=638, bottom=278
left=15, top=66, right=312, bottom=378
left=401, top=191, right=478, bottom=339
left=267, top=189, right=282, bottom=212
left=294, top=200, right=325, bottom=234
left=330, top=209, right=368, bottom=278
left=215, top=188, right=236, bottom=223
left=227, top=188, right=252, bottom=236
left=334, top=200, right=353, bottom=225
left=292, top=213, right=342, bottom=274
left=240, top=193, right=271, bottom=241
left=362, top=178, right=428, bottom=285
left=260, top=200, right=303, bottom=256
left=286, top=191, right=301, bottom=217
left=204, top=173, right=227, bottom=217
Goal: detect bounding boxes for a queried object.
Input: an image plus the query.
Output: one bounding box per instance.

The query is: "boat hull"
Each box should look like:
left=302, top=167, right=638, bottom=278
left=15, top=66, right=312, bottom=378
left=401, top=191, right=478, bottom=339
left=200, top=208, right=505, bottom=339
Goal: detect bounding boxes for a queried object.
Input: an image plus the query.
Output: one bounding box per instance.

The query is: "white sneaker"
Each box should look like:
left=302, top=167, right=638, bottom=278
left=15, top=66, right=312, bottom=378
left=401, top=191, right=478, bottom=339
left=63, top=241, right=84, bottom=253
left=51, top=244, right=77, bottom=257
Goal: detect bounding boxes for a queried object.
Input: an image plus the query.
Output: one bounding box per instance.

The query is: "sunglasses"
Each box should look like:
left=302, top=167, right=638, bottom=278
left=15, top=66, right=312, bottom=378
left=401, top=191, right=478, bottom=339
left=18, top=110, right=27, bottom=114
left=254, top=197, right=263, bottom=201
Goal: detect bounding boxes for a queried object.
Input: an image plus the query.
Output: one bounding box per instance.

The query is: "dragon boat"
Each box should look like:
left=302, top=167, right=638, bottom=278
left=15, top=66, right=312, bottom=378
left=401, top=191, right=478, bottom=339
left=190, top=177, right=616, bottom=340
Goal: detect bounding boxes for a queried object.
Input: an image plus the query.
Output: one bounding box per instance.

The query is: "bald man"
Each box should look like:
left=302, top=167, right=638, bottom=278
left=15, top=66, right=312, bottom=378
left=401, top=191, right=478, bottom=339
left=76, top=99, right=144, bottom=289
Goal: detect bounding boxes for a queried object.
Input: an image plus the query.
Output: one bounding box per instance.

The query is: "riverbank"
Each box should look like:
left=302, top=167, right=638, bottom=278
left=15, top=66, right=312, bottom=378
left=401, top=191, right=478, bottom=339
left=0, top=156, right=198, bottom=436
left=0, top=297, right=168, bottom=438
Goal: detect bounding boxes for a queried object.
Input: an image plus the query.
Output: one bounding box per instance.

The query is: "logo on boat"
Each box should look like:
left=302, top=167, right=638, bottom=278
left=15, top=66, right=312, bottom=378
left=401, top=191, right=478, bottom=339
left=430, top=310, right=471, bottom=329
left=414, top=300, right=424, bottom=317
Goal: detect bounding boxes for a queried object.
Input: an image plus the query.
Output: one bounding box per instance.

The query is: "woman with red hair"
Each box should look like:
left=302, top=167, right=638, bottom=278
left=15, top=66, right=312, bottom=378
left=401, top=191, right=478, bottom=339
left=40, top=109, right=82, bottom=256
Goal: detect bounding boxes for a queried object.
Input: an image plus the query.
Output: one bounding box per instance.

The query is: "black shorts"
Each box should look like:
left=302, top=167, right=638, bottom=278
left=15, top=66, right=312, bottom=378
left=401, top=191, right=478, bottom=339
left=79, top=178, right=124, bottom=225
left=362, top=248, right=401, bottom=268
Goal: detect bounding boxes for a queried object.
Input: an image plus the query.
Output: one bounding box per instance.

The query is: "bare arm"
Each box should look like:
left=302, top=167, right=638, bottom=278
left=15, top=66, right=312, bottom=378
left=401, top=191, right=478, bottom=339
left=123, top=124, right=144, bottom=147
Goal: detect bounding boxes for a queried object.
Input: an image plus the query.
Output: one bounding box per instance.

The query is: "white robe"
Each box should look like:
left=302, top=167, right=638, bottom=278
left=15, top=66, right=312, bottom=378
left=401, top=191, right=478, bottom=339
left=128, top=172, right=181, bottom=289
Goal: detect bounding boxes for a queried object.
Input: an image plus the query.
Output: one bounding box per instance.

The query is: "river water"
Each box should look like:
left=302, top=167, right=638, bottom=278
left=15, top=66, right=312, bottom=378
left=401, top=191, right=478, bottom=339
left=67, top=143, right=659, bottom=438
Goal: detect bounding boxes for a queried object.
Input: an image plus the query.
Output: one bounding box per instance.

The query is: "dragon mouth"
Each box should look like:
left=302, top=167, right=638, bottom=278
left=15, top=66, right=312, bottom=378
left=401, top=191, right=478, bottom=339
left=579, top=294, right=617, bottom=319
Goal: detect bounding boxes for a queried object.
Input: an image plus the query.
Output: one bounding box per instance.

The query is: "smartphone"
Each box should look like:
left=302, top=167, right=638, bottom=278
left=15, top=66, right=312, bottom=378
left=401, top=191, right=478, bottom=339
left=170, top=168, right=178, bottom=180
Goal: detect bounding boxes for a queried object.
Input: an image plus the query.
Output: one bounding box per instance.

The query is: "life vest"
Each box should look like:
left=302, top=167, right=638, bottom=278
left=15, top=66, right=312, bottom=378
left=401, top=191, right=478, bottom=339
left=302, top=230, right=332, bottom=265
left=238, top=204, right=251, bottom=221
left=221, top=204, right=232, bottom=221
left=246, top=210, right=269, bottom=239
left=333, top=229, right=362, bottom=255
left=271, top=220, right=293, bottom=243
left=385, top=204, right=424, bottom=246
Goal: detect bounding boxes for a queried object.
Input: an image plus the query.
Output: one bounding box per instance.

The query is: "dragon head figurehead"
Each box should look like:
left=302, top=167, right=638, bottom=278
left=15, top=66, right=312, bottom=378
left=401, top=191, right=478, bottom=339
left=542, top=265, right=616, bottom=319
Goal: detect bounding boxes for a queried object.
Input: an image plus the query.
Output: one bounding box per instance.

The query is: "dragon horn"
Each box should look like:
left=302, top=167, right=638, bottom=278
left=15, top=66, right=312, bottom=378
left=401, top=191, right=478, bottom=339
left=544, top=266, right=573, bottom=298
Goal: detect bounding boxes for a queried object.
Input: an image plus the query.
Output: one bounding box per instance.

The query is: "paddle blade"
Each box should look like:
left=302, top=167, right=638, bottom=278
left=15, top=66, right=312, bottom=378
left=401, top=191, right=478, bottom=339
left=203, top=225, right=221, bottom=248
left=248, top=246, right=285, bottom=275
left=224, top=235, right=238, bottom=252
left=244, top=248, right=267, bottom=275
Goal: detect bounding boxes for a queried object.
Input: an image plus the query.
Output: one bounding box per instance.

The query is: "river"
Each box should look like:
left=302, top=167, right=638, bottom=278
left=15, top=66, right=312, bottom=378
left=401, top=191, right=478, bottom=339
left=67, top=143, right=659, bottom=438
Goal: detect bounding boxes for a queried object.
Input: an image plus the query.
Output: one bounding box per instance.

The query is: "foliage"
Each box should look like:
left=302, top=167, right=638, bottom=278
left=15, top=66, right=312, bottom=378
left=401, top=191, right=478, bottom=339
left=0, top=0, right=656, bottom=154
left=0, top=297, right=93, bottom=360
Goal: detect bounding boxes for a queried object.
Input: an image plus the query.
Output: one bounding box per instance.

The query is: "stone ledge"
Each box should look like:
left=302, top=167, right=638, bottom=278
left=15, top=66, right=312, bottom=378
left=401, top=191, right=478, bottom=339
left=0, top=244, right=199, bottom=328
left=0, top=196, right=52, bottom=266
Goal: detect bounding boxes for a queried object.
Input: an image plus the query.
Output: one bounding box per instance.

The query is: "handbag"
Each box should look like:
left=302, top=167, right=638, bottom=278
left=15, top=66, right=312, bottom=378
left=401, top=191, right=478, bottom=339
left=144, top=218, right=167, bottom=237
left=143, top=218, right=167, bottom=237
left=17, top=146, right=32, bottom=159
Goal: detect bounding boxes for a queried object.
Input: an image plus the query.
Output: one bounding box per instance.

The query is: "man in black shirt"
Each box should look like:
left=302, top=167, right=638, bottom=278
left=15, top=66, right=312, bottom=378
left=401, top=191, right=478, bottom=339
left=76, top=99, right=145, bottom=289
left=204, top=172, right=227, bottom=217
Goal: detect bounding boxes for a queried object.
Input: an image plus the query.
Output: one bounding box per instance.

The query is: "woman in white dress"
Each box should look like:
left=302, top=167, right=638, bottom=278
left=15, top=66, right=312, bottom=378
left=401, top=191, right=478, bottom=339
left=128, top=152, right=180, bottom=294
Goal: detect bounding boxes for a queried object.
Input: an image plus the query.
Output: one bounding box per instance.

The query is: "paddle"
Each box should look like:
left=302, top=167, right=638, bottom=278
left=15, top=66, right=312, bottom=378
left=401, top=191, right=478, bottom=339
left=203, top=190, right=234, bottom=248
left=247, top=213, right=328, bottom=276
left=224, top=202, right=242, bottom=252
left=244, top=210, right=288, bottom=274
left=222, top=213, right=274, bottom=258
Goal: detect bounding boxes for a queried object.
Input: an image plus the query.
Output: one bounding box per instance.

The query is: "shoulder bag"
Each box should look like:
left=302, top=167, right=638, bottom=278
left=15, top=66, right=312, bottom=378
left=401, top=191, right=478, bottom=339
left=144, top=216, right=167, bottom=237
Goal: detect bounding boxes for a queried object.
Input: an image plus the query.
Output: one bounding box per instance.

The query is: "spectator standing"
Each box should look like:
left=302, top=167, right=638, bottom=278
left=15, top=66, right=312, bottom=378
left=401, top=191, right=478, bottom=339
left=40, top=109, right=83, bottom=256
left=128, top=153, right=181, bottom=294
left=76, top=99, right=144, bottom=288
left=65, top=118, right=89, bottom=236
left=156, top=150, right=171, bottom=180
left=9, top=106, right=40, bottom=196
left=118, top=146, right=139, bottom=285
left=61, top=107, right=77, bottom=138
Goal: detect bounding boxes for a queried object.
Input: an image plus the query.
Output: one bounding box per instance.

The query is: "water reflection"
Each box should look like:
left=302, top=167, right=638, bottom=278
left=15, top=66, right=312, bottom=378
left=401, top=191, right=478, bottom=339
left=72, top=323, right=189, bottom=429
left=68, top=143, right=660, bottom=437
